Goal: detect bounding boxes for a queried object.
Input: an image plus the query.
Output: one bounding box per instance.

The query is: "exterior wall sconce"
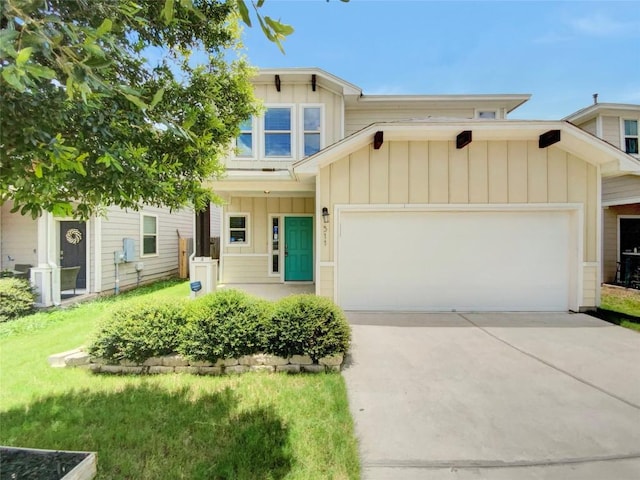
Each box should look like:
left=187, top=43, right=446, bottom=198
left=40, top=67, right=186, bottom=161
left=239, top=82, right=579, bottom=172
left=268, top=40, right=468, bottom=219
left=322, top=207, right=330, bottom=223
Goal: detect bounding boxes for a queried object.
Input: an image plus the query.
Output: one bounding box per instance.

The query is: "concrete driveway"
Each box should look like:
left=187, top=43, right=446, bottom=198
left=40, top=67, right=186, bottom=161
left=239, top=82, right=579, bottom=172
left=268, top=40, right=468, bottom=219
left=342, top=312, right=640, bottom=479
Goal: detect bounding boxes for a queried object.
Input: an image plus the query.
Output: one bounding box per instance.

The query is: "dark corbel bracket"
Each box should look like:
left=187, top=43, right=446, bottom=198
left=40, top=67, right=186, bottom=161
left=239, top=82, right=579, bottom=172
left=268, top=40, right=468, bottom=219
left=374, top=131, right=384, bottom=150
left=456, top=130, right=472, bottom=149
left=539, top=130, right=561, bottom=148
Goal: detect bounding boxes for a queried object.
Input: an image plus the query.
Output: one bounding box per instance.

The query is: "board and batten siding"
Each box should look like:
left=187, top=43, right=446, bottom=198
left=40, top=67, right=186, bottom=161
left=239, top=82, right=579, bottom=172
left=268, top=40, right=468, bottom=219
left=222, top=196, right=314, bottom=283
left=99, top=206, right=192, bottom=292
left=602, top=175, right=640, bottom=205
left=345, top=108, right=476, bottom=137
left=318, top=140, right=599, bottom=308
left=0, top=201, right=38, bottom=270
left=602, top=204, right=640, bottom=283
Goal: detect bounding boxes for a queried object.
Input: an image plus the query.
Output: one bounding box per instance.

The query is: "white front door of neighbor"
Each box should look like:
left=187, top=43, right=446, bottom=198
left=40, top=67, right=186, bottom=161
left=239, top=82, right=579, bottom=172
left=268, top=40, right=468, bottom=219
left=337, top=209, right=575, bottom=312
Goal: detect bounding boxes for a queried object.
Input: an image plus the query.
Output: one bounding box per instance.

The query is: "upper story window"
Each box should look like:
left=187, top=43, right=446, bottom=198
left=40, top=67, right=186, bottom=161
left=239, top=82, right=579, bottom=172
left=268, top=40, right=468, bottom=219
left=264, top=107, right=292, bottom=157
left=476, top=110, right=497, bottom=119
left=303, top=107, right=321, bottom=157
left=236, top=117, right=254, bottom=157
left=232, top=105, right=323, bottom=161
left=624, top=119, right=638, bottom=154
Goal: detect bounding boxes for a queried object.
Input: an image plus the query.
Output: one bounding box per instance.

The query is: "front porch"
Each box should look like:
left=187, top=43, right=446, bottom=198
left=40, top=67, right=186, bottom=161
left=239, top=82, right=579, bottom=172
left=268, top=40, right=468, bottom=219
left=217, top=282, right=315, bottom=301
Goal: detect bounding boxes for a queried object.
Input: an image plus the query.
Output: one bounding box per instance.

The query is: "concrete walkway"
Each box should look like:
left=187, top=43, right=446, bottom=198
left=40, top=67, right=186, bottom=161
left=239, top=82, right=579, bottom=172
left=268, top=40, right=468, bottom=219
left=342, top=312, right=640, bottom=479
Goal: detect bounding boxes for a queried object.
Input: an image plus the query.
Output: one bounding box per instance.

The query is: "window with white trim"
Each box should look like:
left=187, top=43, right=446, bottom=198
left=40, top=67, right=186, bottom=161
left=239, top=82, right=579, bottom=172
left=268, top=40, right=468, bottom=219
left=236, top=117, right=254, bottom=157
left=264, top=107, right=292, bottom=157
left=624, top=119, right=638, bottom=154
left=477, top=110, right=497, bottom=119
left=227, top=214, right=249, bottom=246
left=302, top=106, right=321, bottom=157
left=141, top=214, right=158, bottom=256
left=269, top=216, right=280, bottom=275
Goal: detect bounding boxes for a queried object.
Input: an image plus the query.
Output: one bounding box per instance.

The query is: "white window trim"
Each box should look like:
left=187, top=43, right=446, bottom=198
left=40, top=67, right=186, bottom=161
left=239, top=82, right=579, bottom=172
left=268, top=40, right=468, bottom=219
left=268, top=214, right=282, bottom=278
left=621, top=118, right=639, bottom=156
left=226, top=212, right=251, bottom=247
left=299, top=104, right=325, bottom=159
left=475, top=109, right=499, bottom=120
left=263, top=104, right=295, bottom=160
left=234, top=115, right=258, bottom=160
left=140, top=213, right=159, bottom=258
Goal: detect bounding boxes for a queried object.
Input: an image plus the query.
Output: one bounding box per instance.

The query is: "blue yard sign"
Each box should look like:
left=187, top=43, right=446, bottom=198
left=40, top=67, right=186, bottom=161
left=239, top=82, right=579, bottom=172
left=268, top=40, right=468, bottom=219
left=190, top=281, right=202, bottom=292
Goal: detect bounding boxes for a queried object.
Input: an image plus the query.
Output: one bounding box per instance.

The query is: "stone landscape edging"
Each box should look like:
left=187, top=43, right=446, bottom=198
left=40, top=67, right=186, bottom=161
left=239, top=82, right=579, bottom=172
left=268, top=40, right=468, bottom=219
left=48, top=348, right=344, bottom=374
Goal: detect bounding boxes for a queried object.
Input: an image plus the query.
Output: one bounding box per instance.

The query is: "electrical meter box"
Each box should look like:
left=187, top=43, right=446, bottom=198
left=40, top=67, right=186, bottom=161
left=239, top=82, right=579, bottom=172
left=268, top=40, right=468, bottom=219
left=122, top=238, right=135, bottom=262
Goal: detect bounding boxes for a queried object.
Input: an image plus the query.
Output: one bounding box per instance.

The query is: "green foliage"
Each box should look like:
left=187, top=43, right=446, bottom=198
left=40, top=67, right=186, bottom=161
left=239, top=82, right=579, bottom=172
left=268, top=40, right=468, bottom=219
left=179, top=289, right=271, bottom=362
left=266, top=295, right=351, bottom=361
left=0, top=278, right=36, bottom=322
left=1, top=0, right=259, bottom=219
left=87, top=288, right=350, bottom=365
left=89, top=299, right=187, bottom=364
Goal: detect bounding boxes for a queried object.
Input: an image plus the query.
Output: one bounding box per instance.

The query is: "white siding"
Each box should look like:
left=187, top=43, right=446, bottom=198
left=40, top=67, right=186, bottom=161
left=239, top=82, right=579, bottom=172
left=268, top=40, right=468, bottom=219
left=99, top=206, right=192, bottom=292
left=577, top=118, right=597, bottom=135
left=210, top=205, right=222, bottom=237
left=603, top=175, right=640, bottom=205
left=602, top=116, right=621, bottom=148
left=0, top=201, right=38, bottom=270
left=345, top=108, right=475, bottom=136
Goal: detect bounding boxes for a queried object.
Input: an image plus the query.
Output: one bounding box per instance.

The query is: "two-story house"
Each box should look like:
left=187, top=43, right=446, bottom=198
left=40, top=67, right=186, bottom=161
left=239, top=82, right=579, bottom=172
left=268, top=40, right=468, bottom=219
left=565, top=102, right=640, bottom=286
left=210, top=68, right=640, bottom=313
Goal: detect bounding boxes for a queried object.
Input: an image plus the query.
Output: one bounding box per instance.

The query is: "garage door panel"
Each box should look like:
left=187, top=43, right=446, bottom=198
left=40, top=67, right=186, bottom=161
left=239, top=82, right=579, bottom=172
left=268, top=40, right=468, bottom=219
left=338, top=211, right=573, bottom=311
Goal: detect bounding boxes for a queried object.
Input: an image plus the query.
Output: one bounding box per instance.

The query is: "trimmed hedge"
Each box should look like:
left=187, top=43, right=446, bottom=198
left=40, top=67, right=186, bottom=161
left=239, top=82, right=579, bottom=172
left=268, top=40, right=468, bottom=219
left=266, top=295, right=350, bottom=361
left=89, top=290, right=351, bottom=365
left=0, top=278, right=36, bottom=322
left=179, top=289, right=271, bottom=363
left=89, top=299, right=187, bottom=364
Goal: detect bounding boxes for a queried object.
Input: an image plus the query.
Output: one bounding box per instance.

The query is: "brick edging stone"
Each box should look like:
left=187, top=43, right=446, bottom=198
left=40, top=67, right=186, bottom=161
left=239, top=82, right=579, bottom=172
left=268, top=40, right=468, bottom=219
left=48, top=349, right=344, bottom=374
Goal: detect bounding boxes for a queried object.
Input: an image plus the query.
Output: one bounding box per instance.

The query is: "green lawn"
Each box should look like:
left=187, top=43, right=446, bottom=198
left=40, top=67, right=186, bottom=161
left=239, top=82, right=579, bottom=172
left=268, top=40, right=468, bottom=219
left=600, top=285, right=640, bottom=332
left=0, top=281, right=360, bottom=479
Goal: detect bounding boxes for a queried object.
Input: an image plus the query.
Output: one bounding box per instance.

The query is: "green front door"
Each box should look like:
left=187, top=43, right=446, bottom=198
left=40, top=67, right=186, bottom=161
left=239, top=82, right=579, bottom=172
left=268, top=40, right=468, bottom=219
left=285, top=217, right=313, bottom=281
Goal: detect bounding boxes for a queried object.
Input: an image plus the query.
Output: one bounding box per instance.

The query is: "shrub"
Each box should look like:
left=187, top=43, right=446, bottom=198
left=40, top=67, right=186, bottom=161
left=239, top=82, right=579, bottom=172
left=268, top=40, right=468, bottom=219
left=266, top=295, right=350, bottom=361
left=89, top=299, right=187, bottom=364
left=0, top=278, right=36, bottom=322
left=178, top=289, right=271, bottom=363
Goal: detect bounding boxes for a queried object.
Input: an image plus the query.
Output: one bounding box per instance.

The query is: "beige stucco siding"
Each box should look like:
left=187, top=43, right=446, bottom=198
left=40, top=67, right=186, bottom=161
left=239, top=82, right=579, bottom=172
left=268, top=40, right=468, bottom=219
left=221, top=196, right=315, bottom=283
left=345, top=108, right=475, bottom=136
left=0, top=201, right=38, bottom=270
left=602, top=204, right=640, bottom=283
left=319, top=139, right=599, bottom=308
left=100, top=206, right=192, bottom=292
left=603, top=175, right=640, bottom=205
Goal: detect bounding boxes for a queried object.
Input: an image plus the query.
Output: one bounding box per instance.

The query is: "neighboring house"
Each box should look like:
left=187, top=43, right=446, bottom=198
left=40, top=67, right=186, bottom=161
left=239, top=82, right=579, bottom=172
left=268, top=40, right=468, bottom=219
left=0, top=203, right=192, bottom=306
left=209, top=68, right=640, bottom=312
left=564, top=103, right=640, bottom=285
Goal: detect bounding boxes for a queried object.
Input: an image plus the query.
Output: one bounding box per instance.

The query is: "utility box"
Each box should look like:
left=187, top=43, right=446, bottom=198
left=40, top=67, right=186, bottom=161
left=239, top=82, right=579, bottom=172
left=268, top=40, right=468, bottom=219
left=122, top=238, right=135, bottom=262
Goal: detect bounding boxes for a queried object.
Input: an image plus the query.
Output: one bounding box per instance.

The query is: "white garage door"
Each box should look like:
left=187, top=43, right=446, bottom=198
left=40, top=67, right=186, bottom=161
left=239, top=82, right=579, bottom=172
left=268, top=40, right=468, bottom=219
left=337, top=210, right=574, bottom=311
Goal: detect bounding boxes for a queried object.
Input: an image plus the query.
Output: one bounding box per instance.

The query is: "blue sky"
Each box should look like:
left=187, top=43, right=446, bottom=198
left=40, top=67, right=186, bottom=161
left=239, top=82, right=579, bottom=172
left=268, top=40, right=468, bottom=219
left=238, top=0, right=640, bottom=119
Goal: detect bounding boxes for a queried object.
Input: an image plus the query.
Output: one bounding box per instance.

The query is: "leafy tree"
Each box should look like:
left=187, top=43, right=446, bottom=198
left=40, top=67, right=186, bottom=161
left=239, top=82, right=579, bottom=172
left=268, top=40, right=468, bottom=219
left=0, top=0, right=259, bottom=219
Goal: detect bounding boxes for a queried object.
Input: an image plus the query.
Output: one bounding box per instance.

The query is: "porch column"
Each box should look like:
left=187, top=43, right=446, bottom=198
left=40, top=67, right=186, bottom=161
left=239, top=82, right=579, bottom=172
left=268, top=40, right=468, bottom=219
left=31, top=212, right=60, bottom=306
left=190, top=203, right=217, bottom=298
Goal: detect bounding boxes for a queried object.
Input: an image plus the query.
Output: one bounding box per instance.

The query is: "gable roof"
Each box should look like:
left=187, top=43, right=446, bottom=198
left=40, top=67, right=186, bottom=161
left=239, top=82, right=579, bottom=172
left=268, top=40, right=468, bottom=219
left=564, top=103, right=640, bottom=124
left=253, top=68, right=530, bottom=113
left=293, top=119, right=640, bottom=178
